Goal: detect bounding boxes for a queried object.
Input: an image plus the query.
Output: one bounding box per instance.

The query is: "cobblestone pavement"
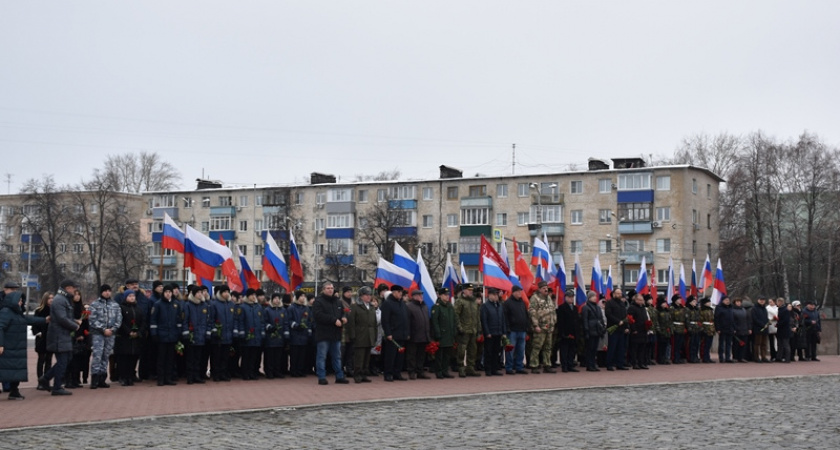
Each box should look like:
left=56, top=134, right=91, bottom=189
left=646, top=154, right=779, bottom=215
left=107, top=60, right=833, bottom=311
left=3, top=375, right=838, bottom=449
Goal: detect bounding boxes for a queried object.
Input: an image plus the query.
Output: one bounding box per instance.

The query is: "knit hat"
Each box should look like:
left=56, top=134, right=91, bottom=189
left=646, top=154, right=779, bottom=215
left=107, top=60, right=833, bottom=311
left=162, top=284, right=174, bottom=293
left=511, top=285, right=523, bottom=293
left=215, top=285, right=230, bottom=295
left=342, top=286, right=353, bottom=294
left=358, top=286, right=372, bottom=296
left=123, top=289, right=136, bottom=299
left=99, top=284, right=112, bottom=295
left=153, top=280, right=164, bottom=289
left=699, top=297, right=711, bottom=305
left=60, top=279, right=78, bottom=289
left=411, top=289, right=424, bottom=297
left=390, top=285, right=404, bottom=293
left=245, top=288, right=256, bottom=297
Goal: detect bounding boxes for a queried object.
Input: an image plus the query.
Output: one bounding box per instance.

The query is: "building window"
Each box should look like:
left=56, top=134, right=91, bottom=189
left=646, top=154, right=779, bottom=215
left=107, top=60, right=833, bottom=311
left=239, top=220, right=248, bottom=232
left=389, top=185, right=416, bottom=200
left=446, top=186, right=458, bottom=200
left=656, top=207, right=671, bottom=222
left=377, top=189, right=387, bottom=202
left=201, top=221, right=209, bottom=232
left=219, top=196, right=233, bottom=207
left=294, top=192, right=303, bottom=205
left=447, top=242, right=458, bottom=254
left=624, top=240, right=645, bottom=252
left=210, top=217, right=231, bottom=231
left=58, top=243, right=66, bottom=253
left=570, top=180, right=583, bottom=194
left=570, top=210, right=583, bottom=225
left=447, top=214, right=458, bottom=227
left=656, top=238, right=671, bottom=253
left=422, top=187, right=433, bottom=200
left=358, top=243, right=368, bottom=255
left=496, top=213, right=507, bottom=226
left=420, top=242, right=433, bottom=255
left=707, top=213, right=712, bottom=229
left=599, top=179, right=612, bottom=193
left=517, top=241, right=530, bottom=254
left=327, top=239, right=353, bottom=254
left=656, top=176, right=671, bottom=191
left=151, top=195, right=176, bottom=208
left=327, top=214, right=353, bottom=228
left=529, top=205, right=563, bottom=224
left=422, top=215, right=433, bottom=228
left=707, top=243, right=712, bottom=257
left=183, top=197, right=194, bottom=208
left=625, top=269, right=643, bottom=285
left=599, top=240, right=612, bottom=254
left=328, top=188, right=352, bottom=202
left=254, top=244, right=264, bottom=256
left=692, top=240, right=697, bottom=256
left=73, top=243, right=84, bottom=254
left=255, top=195, right=263, bottom=206
left=617, top=203, right=651, bottom=222
left=395, top=210, right=417, bottom=226
left=238, top=245, right=247, bottom=256
left=254, top=219, right=263, bottom=231
left=496, top=184, right=508, bottom=198
left=707, top=184, right=712, bottom=199
left=617, top=173, right=651, bottom=190
left=357, top=190, right=368, bottom=203
left=657, top=269, right=668, bottom=283
left=468, top=185, right=486, bottom=197
left=201, top=197, right=210, bottom=208
left=461, top=207, right=489, bottom=225
left=517, top=212, right=529, bottom=226
left=239, top=195, right=249, bottom=207
left=692, top=179, right=698, bottom=194
left=570, top=241, right=583, bottom=254
left=315, top=244, right=325, bottom=256
left=316, top=192, right=326, bottom=205
left=692, top=209, right=698, bottom=225
left=598, top=209, right=611, bottom=224
left=517, top=183, right=529, bottom=197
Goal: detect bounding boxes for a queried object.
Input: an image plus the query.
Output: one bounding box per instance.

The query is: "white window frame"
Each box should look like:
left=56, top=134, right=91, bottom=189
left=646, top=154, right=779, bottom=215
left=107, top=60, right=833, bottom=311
left=656, top=238, right=671, bottom=253
left=656, top=176, right=671, bottom=191
left=598, top=209, right=612, bottom=224
left=496, top=184, right=508, bottom=198
left=598, top=179, right=612, bottom=194
left=570, top=210, right=583, bottom=225
left=496, top=213, right=507, bottom=226
left=570, top=180, right=583, bottom=194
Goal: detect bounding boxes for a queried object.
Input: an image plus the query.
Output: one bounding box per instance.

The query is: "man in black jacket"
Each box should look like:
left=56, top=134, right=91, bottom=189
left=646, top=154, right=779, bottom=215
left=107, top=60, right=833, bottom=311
left=581, top=291, right=605, bottom=372
left=311, top=283, right=349, bottom=385
left=503, top=286, right=529, bottom=374
left=605, top=289, right=629, bottom=370
left=555, top=289, right=579, bottom=373
left=751, top=296, right=770, bottom=362
left=380, top=285, right=409, bottom=381
left=480, top=288, right=506, bottom=376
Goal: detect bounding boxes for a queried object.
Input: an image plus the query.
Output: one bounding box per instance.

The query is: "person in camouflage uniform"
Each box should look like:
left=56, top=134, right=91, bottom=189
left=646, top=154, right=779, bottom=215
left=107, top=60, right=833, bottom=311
left=454, top=283, right=481, bottom=377
left=89, top=285, right=122, bottom=389
left=699, top=297, right=716, bottom=363
left=655, top=297, right=673, bottom=364
left=670, top=295, right=688, bottom=364
left=644, top=295, right=658, bottom=366
left=528, top=281, right=557, bottom=374
left=685, top=296, right=702, bottom=363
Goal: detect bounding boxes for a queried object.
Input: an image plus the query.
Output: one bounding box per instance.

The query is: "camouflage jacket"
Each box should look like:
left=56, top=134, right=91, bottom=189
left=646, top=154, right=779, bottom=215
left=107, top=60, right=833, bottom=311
left=454, top=295, right=481, bottom=335
left=528, top=292, right=556, bottom=331
left=89, top=297, right=123, bottom=335
left=686, top=306, right=702, bottom=334
left=656, top=308, right=673, bottom=337
left=700, top=306, right=716, bottom=336
left=671, top=306, right=687, bottom=334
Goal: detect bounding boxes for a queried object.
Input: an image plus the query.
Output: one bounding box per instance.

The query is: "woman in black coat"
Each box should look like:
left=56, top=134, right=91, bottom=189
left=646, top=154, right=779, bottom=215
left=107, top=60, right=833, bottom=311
left=115, top=291, right=146, bottom=386
left=0, top=292, right=47, bottom=400
left=32, top=291, right=54, bottom=378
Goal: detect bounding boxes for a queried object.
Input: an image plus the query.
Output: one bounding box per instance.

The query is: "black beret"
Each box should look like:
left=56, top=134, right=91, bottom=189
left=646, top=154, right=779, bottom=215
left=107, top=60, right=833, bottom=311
left=390, top=285, right=404, bottom=292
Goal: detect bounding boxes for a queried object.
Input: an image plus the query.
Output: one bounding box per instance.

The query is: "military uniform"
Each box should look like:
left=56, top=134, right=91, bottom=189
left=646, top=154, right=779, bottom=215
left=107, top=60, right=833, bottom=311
left=685, top=298, right=702, bottom=363
left=430, top=290, right=457, bottom=378
left=263, top=302, right=289, bottom=379
left=89, top=288, right=122, bottom=389
left=150, top=287, right=181, bottom=386
left=207, top=288, right=236, bottom=381
left=182, top=293, right=211, bottom=384
left=454, top=285, right=481, bottom=377
left=671, top=299, right=688, bottom=363
left=655, top=302, right=673, bottom=364
left=528, top=290, right=557, bottom=373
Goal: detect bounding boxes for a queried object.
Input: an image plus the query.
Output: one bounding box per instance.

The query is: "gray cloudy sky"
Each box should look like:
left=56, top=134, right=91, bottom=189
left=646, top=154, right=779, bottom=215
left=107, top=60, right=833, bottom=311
left=2, top=1, right=838, bottom=193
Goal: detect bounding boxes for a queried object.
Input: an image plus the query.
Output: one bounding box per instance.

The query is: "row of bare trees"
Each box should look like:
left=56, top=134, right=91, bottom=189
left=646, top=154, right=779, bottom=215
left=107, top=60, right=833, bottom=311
left=664, top=131, right=840, bottom=307
left=3, top=152, right=180, bottom=295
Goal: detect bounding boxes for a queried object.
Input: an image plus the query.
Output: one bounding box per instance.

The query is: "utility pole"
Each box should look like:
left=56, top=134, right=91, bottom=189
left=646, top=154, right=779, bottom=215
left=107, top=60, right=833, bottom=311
left=511, top=144, right=516, bottom=175
left=4, top=173, right=11, bottom=194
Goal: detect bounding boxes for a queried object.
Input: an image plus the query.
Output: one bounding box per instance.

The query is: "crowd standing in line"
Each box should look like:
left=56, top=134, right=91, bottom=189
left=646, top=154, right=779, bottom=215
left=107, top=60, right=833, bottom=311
left=0, top=276, right=826, bottom=400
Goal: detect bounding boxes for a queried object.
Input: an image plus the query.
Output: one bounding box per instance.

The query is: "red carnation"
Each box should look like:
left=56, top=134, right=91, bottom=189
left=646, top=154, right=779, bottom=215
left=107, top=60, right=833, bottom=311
left=476, top=334, right=485, bottom=343
left=83, top=329, right=90, bottom=336
left=627, top=315, right=636, bottom=325
left=504, top=344, right=515, bottom=352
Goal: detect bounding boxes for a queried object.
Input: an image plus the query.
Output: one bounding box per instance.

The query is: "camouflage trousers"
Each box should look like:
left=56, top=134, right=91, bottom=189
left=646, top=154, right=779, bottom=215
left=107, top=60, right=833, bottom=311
left=529, top=329, right=553, bottom=368
left=455, top=332, right=478, bottom=375
left=91, top=334, right=115, bottom=376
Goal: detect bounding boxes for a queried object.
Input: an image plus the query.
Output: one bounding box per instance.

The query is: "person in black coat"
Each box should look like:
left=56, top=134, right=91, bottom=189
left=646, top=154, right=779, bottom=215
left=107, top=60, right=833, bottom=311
left=732, top=298, right=750, bottom=362
left=115, top=290, right=145, bottom=386
left=555, top=289, right=579, bottom=373
left=605, top=290, right=630, bottom=370
left=480, top=288, right=506, bottom=376
left=627, top=293, right=649, bottom=370
left=311, top=283, right=348, bottom=385
left=503, top=286, right=530, bottom=374
left=380, top=285, right=409, bottom=382
left=32, top=291, right=54, bottom=379
left=581, top=291, right=605, bottom=371
left=1, top=289, right=47, bottom=400
left=405, top=290, right=431, bottom=380
left=714, top=296, right=734, bottom=363
left=775, top=298, right=792, bottom=363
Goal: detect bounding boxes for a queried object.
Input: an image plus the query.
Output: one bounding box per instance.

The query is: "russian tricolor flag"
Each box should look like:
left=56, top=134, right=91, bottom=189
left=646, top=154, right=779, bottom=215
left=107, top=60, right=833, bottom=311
left=590, top=254, right=603, bottom=296
left=701, top=254, right=713, bottom=293
left=162, top=212, right=185, bottom=254
left=263, top=232, right=291, bottom=291
left=442, top=252, right=460, bottom=296
left=636, top=256, right=649, bottom=295
left=553, top=253, right=567, bottom=304
left=184, top=225, right=238, bottom=284
left=288, top=230, right=304, bottom=291
left=679, top=263, right=687, bottom=300
left=710, top=259, right=727, bottom=306
left=374, top=257, right=414, bottom=289
left=481, top=254, right=513, bottom=293
left=531, top=237, right=550, bottom=269
left=238, top=247, right=260, bottom=291
left=416, top=249, right=437, bottom=311
left=573, top=254, right=587, bottom=308
left=393, top=242, right=419, bottom=292
left=604, top=266, right=613, bottom=299
left=691, top=259, right=698, bottom=298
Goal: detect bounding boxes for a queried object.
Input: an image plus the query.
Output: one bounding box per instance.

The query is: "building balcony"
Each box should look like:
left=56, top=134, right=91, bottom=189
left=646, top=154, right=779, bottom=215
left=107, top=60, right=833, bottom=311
left=152, top=207, right=179, bottom=220
left=20, top=234, right=43, bottom=244
left=19, top=252, right=39, bottom=261
left=460, top=196, right=492, bottom=208
left=148, top=255, right=178, bottom=266
left=210, top=206, right=237, bottom=217
left=388, top=200, right=417, bottom=210
left=209, top=230, right=236, bottom=241
left=325, top=255, right=354, bottom=266
left=528, top=223, right=565, bottom=237
left=388, top=227, right=417, bottom=238
left=618, top=222, right=653, bottom=234
left=261, top=230, right=288, bottom=241
left=325, top=228, right=355, bottom=239
left=619, top=251, right=654, bottom=265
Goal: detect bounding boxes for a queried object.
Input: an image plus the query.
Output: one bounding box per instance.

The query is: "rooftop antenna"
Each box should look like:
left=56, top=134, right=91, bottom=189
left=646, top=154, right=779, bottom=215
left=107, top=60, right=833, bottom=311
left=4, top=173, right=11, bottom=194
left=511, top=143, right=516, bottom=175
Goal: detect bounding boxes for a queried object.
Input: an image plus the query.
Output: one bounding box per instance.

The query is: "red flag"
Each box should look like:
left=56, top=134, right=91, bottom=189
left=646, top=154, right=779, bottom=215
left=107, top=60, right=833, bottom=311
left=513, top=237, right=535, bottom=297
left=650, top=264, right=658, bottom=300
left=219, top=236, right=244, bottom=293
left=479, top=235, right=510, bottom=276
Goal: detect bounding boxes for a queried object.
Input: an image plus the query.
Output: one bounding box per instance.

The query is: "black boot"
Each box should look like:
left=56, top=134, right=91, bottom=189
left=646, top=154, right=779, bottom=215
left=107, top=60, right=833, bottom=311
left=98, top=374, right=110, bottom=388
left=90, top=374, right=99, bottom=389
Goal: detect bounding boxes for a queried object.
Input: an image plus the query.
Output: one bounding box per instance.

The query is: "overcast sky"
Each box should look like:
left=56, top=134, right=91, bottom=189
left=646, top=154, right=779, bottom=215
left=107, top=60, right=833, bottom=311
left=2, top=1, right=838, bottom=193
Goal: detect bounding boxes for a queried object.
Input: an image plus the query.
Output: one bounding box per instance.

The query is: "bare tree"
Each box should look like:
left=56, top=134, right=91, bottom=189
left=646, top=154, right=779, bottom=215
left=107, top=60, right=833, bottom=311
left=100, top=151, right=182, bottom=193
left=353, top=168, right=401, bottom=182
left=103, top=206, right=147, bottom=283
left=356, top=195, right=419, bottom=274
left=673, top=133, right=742, bottom=180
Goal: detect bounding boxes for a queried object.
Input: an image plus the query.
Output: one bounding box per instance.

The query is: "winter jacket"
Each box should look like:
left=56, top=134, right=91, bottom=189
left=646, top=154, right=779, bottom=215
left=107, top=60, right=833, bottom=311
left=671, top=305, right=687, bottom=334
left=751, top=303, right=769, bottom=335
left=733, top=304, right=750, bottom=335
left=528, top=292, right=556, bottom=331
left=555, top=302, right=578, bottom=340
left=627, top=302, right=649, bottom=344
left=581, top=301, right=605, bottom=338
left=32, top=305, right=50, bottom=353
left=208, top=295, right=237, bottom=345
left=430, top=299, right=457, bottom=347
left=238, top=301, right=265, bottom=347
left=380, top=294, right=410, bottom=341
left=656, top=307, right=673, bottom=338
left=46, top=289, right=79, bottom=353
left=700, top=305, right=716, bottom=336
left=714, top=303, right=735, bottom=334
left=406, top=299, right=431, bottom=343
left=263, top=305, right=289, bottom=348
left=686, top=305, right=702, bottom=334
left=480, top=300, right=507, bottom=336
left=115, top=301, right=145, bottom=356
left=288, top=303, right=313, bottom=346
left=605, top=298, right=629, bottom=333
left=0, top=292, right=46, bottom=382
left=89, top=296, right=122, bottom=336
left=348, top=301, right=377, bottom=348
left=503, top=296, right=530, bottom=333
left=454, top=295, right=480, bottom=335
left=182, top=296, right=211, bottom=346
left=312, top=293, right=346, bottom=342
left=150, top=297, right=182, bottom=344
left=776, top=305, right=791, bottom=340
left=801, top=307, right=821, bottom=333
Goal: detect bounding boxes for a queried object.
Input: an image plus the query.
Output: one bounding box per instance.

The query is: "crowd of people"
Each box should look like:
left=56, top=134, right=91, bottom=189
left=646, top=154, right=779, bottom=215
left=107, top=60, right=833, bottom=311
left=0, top=277, right=826, bottom=400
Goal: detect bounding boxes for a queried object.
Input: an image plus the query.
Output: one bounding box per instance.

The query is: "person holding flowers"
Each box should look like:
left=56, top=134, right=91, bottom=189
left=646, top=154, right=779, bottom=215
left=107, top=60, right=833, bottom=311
left=430, top=287, right=457, bottom=379
left=348, top=287, right=377, bottom=383
left=380, top=285, right=409, bottom=382
left=115, top=289, right=145, bottom=386
left=406, top=289, right=431, bottom=380
left=150, top=284, right=181, bottom=386
left=182, top=285, right=211, bottom=384
left=263, top=293, right=289, bottom=379
left=627, top=293, right=649, bottom=370
left=239, top=289, right=265, bottom=381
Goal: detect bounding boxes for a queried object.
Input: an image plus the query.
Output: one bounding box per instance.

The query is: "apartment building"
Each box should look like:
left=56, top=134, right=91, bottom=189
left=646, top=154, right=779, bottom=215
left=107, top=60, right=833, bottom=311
left=139, top=157, right=722, bottom=294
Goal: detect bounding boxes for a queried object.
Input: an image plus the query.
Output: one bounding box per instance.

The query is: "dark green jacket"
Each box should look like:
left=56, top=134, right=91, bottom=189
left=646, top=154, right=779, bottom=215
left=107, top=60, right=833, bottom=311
left=431, top=299, right=457, bottom=347
left=348, top=301, right=378, bottom=348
